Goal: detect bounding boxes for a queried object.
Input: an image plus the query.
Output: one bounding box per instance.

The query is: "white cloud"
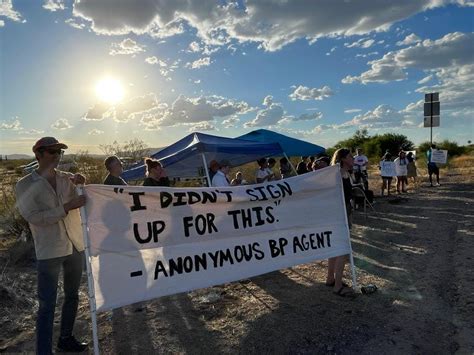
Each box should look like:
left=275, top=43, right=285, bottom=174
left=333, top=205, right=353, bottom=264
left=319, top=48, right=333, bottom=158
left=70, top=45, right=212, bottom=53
left=279, top=112, right=323, bottom=124
left=20, top=129, right=45, bottom=135
left=65, top=18, right=86, bottom=29
left=337, top=104, right=415, bottom=129
left=345, top=38, right=375, bottom=48
left=188, top=121, right=215, bottom=132
left=244, top=103, right=285, bottom=128
left=0, top=20, right=4, bottom=27
left=139, top=95, right=252, bottom=128
left=222, top=116, right=240, bottom=128
left=0, top=0, right=24, bottom=23
left=88, top=129, right=104, bottom=135
left=344, top=108, right=362, bottom=113
left=188, top=41, right=201, bottom=52
left=145, top=56, right=167, bottom=67
left=82, top=94, right=160, bottom=123
left=355, top=51, right=379, bottom=58
left=72, top=0, right=472, bottom=52
left=417, top=74, right=434, bottom=84
left=263, top=95, right=273, bottom=107
left=82, top=102, right=111, bottom=121
left=0, top=119, right=22, bottom=130
left=43, top=0, right=66, bottom=12
left=185, top=57, right=211, bottom=69
left=51, top=118, right=73, bottom=130
left=289, top=85, right=334, bottom=101
left=342, top=32, right=474, bottom=84
left=109, top=38, right=146, bottom=56
left=396, top=33, right=421, bottom=46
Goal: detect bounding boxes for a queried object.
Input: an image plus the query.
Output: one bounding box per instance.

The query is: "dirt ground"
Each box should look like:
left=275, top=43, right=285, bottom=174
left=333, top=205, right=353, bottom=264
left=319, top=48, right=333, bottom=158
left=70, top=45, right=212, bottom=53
left=1, top=175, right=473, bottom=354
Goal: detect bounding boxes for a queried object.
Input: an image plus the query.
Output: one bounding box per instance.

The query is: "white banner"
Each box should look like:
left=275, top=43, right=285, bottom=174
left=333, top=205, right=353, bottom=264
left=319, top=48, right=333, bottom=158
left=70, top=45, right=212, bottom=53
left=380, top=161, right=396, bottom=177
left=83, top=165, right=351, bottom=312
left=430, top=149, right=448, bottom=164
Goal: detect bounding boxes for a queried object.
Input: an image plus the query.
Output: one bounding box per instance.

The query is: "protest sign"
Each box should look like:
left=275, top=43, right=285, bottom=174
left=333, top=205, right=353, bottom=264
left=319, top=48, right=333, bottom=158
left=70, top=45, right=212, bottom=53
left=430, top=149, right=448, bottom=164
left=83, top=165, right=351, bottom=312
left=380, top=161, right=396, bottom=177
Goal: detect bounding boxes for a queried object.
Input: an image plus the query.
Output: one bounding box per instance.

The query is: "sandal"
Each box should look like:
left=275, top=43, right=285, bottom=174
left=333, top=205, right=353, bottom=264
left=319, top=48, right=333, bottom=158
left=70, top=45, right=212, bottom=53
left=333, top=286, right=357, bottom=298
left=325, top=280, right=349, bottom=288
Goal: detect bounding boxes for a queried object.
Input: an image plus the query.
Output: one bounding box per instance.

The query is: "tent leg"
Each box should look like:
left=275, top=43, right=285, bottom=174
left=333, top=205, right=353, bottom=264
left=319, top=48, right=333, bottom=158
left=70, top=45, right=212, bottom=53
left=283, top=152, right=298, bottom=176
left=201, top=153, right=212, bottom=187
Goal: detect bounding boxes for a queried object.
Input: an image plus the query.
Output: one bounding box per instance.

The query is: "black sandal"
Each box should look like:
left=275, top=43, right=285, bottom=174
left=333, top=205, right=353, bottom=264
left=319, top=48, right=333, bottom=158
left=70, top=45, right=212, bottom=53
left=333, top=286, right=357, bottom=298
left=325, top=280, right=349, bottom=287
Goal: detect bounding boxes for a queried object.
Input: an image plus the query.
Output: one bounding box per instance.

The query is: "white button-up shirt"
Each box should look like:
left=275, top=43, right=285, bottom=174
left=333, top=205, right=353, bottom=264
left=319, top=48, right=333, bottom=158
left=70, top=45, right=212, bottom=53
left=15, top=169, right=84, bottom=260
left=211, top=170, right=229, bottom=187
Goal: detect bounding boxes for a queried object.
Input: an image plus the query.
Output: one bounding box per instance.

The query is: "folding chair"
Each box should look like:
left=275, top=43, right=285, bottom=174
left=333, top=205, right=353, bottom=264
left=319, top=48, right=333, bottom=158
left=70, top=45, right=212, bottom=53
left=352, top=185, right=376, bottom=218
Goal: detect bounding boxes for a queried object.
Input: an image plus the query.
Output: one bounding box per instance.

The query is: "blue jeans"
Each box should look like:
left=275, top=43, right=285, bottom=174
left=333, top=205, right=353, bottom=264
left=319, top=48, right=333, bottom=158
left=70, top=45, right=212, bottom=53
left=36, top=247, right=84, bottom=355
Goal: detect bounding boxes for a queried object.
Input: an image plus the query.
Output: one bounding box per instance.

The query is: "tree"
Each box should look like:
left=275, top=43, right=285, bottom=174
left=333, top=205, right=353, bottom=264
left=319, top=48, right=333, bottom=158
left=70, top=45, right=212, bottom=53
left=99, top=139, right=149, bottom=162
left=364, top=133, right=414, bottom=158
left=333, top=129, right=370, bottom=151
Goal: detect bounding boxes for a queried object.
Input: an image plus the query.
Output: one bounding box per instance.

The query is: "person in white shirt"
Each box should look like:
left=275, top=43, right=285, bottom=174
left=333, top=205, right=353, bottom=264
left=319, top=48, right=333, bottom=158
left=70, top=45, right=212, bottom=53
left=211, top=160, right=231, bottom=187
left=256, top=158, right=275, bottom=183
left=353, top=148, right=369, bottom=190
left=394, top=150, right=408, bottom=193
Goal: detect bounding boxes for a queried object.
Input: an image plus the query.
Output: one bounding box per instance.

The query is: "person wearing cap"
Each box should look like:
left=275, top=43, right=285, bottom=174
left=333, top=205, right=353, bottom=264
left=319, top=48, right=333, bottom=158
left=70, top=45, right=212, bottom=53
left=212, top=160, right=231, bottom=187
left=15, top=137, right=88, bottom=354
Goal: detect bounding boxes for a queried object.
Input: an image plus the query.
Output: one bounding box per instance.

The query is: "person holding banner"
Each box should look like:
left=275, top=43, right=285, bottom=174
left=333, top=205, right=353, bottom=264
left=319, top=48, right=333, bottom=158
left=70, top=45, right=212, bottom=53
left=143, top=158, right=170, bottom=186
left=394, top=151, right=408, bottom=194
left=256, top=158, right=275, bottom=183
left=15, top=137, right=88, bottom=354
left=379, top=153, right=394, bottom=196
left=326, top=148, right=356, bottom=298
left=103, top=155, right=127, bottom=186
left=406, top=152, right=417, bottom=184
left=212, top=159, right=231, bottom=186
left=427, top=144, right=441, bottom=187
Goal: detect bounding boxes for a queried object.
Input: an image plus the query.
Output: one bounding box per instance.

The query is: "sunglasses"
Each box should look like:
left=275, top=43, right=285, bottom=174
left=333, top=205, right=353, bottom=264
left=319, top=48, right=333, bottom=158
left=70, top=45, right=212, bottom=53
left=42, top=148, right=64, bottom=155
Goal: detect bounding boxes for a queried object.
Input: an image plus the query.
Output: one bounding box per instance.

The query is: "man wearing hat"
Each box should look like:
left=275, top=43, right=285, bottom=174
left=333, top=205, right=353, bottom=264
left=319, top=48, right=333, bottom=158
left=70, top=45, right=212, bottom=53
left=211, top=159, right=231, bottom=187
left=15, top=137, right=88, bottom=354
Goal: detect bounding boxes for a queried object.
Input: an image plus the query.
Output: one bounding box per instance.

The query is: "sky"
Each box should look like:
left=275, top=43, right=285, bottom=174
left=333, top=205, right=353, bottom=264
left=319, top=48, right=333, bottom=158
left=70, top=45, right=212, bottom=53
left=0, top=0, right=473, bottom=155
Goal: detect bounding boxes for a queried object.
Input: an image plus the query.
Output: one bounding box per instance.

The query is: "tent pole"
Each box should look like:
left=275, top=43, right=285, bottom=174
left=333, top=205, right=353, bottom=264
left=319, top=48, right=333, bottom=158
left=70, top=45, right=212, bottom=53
left=201, top=153, right=212, bottom=187
left=283, top=152, right=298, bottom=176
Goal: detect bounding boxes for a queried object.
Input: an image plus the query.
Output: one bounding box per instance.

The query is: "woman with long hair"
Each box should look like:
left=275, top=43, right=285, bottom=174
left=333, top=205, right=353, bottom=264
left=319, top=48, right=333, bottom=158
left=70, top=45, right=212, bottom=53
left=394, top=150, right=408, bottom=193
left=143, top=158, right=170, bottom=186
left=326, top=148, right=356, bottom=298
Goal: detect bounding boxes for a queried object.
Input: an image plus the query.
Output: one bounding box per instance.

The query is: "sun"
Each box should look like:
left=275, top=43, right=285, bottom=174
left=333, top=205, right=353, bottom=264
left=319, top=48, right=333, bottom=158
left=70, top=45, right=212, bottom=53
left=95, top=77, right=125, bottom=105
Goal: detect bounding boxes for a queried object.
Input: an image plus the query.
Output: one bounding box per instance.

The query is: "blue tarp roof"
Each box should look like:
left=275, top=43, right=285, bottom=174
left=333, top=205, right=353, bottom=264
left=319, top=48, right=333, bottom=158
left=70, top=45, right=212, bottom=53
left=238, top=129, right=325, bottom=157
left=121, top=132, right=283, bottom=180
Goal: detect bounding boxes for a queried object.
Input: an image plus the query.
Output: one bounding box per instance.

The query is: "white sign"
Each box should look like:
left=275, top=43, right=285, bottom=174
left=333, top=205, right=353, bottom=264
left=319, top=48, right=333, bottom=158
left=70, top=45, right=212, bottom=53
left=380, top=161, right=396, bottom=177
left=83, top=166, right=351, bottom=312
left=430, top=149, right=448, bottom=164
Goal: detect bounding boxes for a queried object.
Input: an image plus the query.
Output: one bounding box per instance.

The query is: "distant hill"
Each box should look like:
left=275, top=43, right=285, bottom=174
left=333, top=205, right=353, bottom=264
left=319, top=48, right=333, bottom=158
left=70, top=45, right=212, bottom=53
left=3, top=154, right=33, bottom=160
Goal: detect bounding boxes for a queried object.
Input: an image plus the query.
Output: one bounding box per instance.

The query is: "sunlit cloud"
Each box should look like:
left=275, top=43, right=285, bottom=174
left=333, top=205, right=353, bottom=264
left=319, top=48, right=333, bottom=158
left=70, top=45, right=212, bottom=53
left=51, top=118, right=73, bottom=130
left=109, top=38, right=146, bottom=56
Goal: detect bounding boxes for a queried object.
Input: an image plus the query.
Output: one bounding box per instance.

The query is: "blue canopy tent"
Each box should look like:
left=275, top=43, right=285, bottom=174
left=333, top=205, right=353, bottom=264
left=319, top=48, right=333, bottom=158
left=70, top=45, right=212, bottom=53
left=237, top=129, right=325, bottom=157
left=121, top=132, right=283, bottom=183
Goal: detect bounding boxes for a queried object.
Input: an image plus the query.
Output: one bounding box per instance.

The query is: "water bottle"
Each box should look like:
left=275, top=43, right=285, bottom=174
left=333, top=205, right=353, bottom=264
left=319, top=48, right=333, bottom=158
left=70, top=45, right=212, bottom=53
left=361, top=284, right=378, bottom=294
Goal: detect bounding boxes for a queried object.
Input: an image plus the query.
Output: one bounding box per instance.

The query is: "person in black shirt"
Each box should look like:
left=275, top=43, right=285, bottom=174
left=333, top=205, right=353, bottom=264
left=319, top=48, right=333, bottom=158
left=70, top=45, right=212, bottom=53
left=103, top=155, right=127, bottom=185
left=143, top=158, right=170, bottom=187
left=326, top=148, right=356, bottom=298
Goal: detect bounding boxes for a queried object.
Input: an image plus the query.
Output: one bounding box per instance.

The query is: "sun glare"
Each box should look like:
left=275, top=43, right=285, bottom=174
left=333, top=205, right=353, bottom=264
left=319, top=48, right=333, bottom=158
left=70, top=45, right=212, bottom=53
left=95, top=77, right=125, bottom=105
